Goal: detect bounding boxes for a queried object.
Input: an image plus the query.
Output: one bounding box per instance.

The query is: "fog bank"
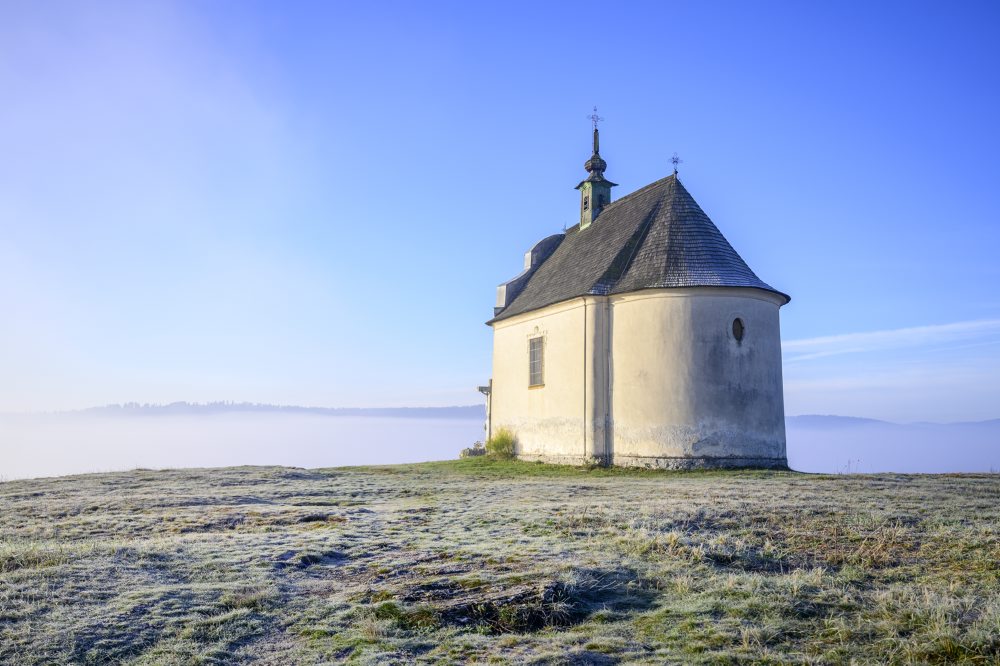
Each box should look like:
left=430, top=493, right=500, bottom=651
left=1, top=413, right=997, bottom=481
left=787, top=417, right=999, bottom=474
left=1, top=413, right=483, bottom=481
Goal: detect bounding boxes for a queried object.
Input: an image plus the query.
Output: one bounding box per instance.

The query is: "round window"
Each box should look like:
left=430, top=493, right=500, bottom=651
left=732, top=318, right=745, bottom=342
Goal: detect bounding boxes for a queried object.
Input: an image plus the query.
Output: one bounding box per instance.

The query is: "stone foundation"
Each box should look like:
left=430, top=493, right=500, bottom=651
left=515, top=452, right=789, bottom=470
left=612, top=455, right=789, bottom=470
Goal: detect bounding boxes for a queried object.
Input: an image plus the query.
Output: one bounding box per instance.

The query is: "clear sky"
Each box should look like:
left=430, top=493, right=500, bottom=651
left=2, top=1, right=998, bottom=421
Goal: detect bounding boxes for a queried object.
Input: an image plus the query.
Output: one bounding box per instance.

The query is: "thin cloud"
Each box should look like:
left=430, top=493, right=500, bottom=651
left=782, top=319, right=1000, bottom=363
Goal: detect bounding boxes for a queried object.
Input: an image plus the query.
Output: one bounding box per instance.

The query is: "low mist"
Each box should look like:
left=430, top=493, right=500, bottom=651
left=786, top=417, right=999, bottom=474
left=0, top=413, right=483, bottom=481
left=1, top=412, right=997, bottom=481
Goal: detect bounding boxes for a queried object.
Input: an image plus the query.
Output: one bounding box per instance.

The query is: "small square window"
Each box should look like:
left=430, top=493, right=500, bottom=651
left=529, top=337, right=544, bottom=387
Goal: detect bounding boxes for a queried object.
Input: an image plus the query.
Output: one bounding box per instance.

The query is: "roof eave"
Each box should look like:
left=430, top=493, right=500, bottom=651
left=575, top=176, right=619, bottom=190
left=489, top=284, right=790, bottom=325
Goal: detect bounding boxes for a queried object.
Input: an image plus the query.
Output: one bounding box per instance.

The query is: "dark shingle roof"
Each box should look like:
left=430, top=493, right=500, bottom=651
left=490, top=174, right=788, bottom=323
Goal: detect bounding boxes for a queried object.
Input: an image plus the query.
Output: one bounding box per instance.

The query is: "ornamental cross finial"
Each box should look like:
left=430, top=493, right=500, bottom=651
left=588, top=106, right=604, bottom=131
left=671, top=152, right=683, bottom=175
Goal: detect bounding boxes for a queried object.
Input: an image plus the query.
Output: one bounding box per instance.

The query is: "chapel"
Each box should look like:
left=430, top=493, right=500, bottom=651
left=482, top=123, right=791, bottom=469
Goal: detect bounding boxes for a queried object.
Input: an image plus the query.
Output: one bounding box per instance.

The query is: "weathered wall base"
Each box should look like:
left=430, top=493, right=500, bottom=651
left=515, top=451, right=788, bottom=470
left=515, top=452, right=604, bottom=466
left=611, top=455, right=789, bottom=470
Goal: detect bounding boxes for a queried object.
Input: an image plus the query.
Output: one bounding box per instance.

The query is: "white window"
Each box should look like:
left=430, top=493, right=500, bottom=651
left=529, top=336, right=544, bottom=387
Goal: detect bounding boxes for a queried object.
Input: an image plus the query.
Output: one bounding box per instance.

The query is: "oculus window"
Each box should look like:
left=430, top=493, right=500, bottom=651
left=732, top=318, right=745, bottom=342
left=529, top=336, right=544, bottom=387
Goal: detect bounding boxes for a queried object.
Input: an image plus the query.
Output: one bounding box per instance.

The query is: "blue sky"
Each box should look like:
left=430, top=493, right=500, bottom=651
left=2, top=1, right=998, bottom=421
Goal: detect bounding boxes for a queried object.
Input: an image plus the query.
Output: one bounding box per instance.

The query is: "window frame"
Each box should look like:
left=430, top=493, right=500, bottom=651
left=528, top=335, right=545, bottom=388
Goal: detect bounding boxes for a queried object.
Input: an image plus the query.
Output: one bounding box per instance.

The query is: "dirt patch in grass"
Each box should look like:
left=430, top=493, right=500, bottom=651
left=380, top=567, right=655, bottom=634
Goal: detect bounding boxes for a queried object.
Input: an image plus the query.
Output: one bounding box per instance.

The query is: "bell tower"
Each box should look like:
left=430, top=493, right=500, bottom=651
left=576, top=109, right=617, bottom=229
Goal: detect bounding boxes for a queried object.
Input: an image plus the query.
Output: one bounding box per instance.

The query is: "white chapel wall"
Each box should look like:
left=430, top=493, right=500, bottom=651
left=490, top=299, right=592, bottom=462
left=610, top=287, right=787, bottom=468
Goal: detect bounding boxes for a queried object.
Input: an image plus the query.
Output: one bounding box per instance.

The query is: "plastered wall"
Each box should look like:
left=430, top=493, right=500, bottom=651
left=490, top=297, right=609, bottom=463
left=610, top=288, right=787, bottom=468
left=489, top=287, right=787, bottom=468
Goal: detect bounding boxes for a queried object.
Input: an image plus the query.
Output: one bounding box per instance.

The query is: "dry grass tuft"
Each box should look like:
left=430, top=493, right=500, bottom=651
left=484, top=427, right=516, bottom=460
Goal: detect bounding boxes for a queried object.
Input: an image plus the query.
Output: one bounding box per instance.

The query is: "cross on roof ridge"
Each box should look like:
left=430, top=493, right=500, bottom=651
left=671, top=152, right=683, bottom=175
left=588, top=106, right=604, bottom=130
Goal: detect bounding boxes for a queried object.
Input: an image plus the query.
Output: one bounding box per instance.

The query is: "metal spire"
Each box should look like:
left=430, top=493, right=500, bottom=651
left=671, top=152, right=683, bottom=175
left=588, top=106, right=604, bottom=154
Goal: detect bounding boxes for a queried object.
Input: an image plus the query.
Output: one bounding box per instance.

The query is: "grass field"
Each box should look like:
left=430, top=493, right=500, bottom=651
left=1, top=459, right=998, bottom=664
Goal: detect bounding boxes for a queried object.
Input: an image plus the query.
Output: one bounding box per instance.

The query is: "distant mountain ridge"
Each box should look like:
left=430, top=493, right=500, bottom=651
left=72, top=402, right=487, bottom=420
left=787, top=414, right=1000, bottom=428
left=786, top=415, right=891, bottom=428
